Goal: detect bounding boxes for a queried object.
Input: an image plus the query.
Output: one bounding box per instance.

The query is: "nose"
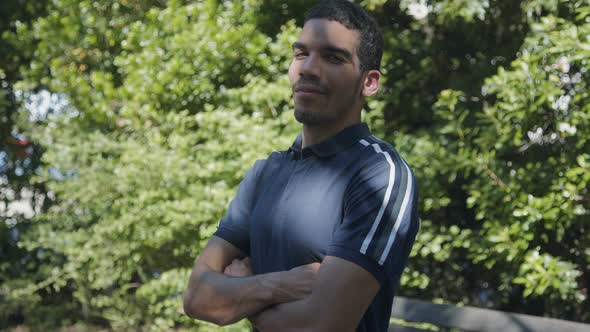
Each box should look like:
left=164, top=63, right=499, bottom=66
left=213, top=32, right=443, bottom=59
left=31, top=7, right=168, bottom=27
left=299, top=53, right=321, bottom=79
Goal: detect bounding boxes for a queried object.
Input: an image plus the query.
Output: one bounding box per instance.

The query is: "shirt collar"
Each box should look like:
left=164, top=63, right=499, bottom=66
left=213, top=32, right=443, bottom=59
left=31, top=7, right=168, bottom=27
left=289, top=123, right=371, bottom=159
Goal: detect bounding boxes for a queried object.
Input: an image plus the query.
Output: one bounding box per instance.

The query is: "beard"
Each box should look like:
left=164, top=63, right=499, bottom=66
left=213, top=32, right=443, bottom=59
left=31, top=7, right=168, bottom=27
left=294, top=106, right=340, bottom=126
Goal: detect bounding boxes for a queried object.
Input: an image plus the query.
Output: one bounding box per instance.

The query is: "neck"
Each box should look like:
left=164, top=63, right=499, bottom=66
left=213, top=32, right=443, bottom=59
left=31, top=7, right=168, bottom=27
left=301, top=116, right=361, bottom=148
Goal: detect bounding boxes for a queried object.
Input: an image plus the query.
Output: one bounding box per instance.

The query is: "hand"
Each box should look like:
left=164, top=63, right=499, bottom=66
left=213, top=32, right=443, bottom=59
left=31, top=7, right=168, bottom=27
left=223, top=257, right=253, bottom=277
left=273, top=262, right=321, bottom=303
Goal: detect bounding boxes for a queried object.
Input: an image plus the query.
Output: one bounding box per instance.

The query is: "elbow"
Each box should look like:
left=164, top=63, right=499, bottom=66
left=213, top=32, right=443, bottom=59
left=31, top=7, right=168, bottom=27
left=183, top=291, right=199, bottom=319
left=183, top=289, right=202, bottom=320
left=183, top=290, right=236, bottom=326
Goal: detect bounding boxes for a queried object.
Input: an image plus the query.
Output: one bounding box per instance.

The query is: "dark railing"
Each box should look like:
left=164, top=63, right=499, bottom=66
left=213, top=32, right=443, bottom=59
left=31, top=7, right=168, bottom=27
left=389, top=297, right=590, bottom=332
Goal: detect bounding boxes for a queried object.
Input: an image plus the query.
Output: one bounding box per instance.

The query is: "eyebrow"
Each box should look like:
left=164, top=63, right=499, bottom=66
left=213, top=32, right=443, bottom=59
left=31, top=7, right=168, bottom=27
left=292, top=42, right=353, bottom=61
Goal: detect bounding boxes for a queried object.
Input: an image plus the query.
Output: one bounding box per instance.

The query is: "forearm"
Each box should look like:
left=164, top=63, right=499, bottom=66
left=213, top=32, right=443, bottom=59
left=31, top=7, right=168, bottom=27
left=251, top=256, right=377, bottom=332
left=250, top=298, right=312, bottom=332
left=251, top=297, right=356, bottom=332
left=184, top=269, right=288, bottom=326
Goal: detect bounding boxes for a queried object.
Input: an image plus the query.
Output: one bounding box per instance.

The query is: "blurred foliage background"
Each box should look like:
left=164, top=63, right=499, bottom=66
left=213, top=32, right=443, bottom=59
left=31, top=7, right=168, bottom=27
left=0, top=0, right=588, bottom=330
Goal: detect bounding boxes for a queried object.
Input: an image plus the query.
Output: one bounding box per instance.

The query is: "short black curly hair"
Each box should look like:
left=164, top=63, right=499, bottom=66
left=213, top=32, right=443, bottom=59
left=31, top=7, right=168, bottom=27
left=305, top=0, right=383, bottom=71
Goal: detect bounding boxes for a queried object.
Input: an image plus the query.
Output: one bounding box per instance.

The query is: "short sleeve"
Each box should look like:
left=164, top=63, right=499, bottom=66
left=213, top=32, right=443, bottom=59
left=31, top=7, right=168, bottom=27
left=214, top=159, right=266, bottom=255
left=328, top=149, right=419, bottom=285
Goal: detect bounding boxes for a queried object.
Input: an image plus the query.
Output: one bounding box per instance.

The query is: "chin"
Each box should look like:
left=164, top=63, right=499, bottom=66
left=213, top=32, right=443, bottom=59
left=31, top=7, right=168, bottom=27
left=294, top=108, right=335, bottom=125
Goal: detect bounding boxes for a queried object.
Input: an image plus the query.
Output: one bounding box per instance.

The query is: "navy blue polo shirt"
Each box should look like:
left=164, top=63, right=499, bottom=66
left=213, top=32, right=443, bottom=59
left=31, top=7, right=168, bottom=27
left=214, top=123, right=419, bottom=332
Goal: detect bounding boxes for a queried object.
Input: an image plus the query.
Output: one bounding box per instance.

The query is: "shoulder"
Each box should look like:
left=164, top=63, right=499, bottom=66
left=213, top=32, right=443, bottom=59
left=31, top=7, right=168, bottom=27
left=249, top=150, right=281, bottom=170
left=354, top=135, right=416, bottom=181
left=245, top=150, right=286, bottom=182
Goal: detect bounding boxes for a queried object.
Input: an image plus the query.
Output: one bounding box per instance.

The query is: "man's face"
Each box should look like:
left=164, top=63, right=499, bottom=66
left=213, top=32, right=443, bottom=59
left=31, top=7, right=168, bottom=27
left=288, top=19, right=365, bottom=126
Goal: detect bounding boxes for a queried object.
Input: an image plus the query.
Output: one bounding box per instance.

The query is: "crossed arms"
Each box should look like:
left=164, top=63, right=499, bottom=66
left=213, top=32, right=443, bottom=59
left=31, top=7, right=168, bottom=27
left=183, top=236, right=380, bottom=331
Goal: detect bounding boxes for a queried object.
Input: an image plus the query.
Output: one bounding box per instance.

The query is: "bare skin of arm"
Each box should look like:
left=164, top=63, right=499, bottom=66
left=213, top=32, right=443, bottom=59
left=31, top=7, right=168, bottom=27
left=183, top=236, right=319, bottom=326
left=229, top=255, right=379, bottom=331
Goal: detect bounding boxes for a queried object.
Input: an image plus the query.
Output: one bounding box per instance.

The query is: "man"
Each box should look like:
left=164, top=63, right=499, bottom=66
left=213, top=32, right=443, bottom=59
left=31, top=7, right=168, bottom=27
left=183, top=1, right=419, bottom=331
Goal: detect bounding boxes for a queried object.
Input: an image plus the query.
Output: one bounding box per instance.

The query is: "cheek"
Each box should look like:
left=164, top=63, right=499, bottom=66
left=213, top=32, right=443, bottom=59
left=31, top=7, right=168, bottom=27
left=288, top=61, right=298, bottom=84
left=325, top=73, right=363, bottom=102
left=332, top=75, right=356, bottom=93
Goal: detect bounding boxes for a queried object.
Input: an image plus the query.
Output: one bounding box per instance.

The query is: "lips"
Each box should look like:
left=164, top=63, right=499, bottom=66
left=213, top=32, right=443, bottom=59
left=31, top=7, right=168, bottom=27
left=294, top=83, right=327, bottom=95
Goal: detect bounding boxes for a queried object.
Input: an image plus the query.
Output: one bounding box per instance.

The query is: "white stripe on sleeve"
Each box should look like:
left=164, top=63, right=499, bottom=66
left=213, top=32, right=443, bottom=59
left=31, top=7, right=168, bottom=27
left=358, top=139, right=396, bottom=257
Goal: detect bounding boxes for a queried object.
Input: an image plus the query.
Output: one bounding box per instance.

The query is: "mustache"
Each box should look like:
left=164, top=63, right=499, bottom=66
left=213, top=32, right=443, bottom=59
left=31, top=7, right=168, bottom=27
left=292, top=79, right=329, bottom=94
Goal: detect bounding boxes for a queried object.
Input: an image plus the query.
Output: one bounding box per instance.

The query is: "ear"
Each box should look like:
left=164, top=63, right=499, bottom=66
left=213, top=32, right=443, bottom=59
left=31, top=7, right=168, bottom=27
left=361, top=70, right=381, bottom=97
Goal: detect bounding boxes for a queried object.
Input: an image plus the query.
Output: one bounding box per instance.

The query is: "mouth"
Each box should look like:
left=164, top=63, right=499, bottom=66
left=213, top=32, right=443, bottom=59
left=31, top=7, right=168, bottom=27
left=294, top=84, right=327, bottom=96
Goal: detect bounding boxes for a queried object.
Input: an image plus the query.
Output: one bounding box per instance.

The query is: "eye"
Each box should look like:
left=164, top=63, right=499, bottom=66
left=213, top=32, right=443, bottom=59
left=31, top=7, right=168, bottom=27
left=326, top=54, right=344, bottom=63
left=293, top=50, right=307, bottom=59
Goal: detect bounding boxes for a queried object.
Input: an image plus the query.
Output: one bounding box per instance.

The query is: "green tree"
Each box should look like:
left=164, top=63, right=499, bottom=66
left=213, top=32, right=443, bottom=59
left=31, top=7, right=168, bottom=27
left=384, top=0, right=589, bottom=321
left=2, top=0, right=588, bottom=330
left=6, top=0, right=299, bottom=329
left=0, top=0, right=64, bottom=328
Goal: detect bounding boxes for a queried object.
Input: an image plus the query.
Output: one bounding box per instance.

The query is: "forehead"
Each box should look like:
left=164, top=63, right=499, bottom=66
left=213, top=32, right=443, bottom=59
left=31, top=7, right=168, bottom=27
left=298, top=18, right=360, bottom=53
